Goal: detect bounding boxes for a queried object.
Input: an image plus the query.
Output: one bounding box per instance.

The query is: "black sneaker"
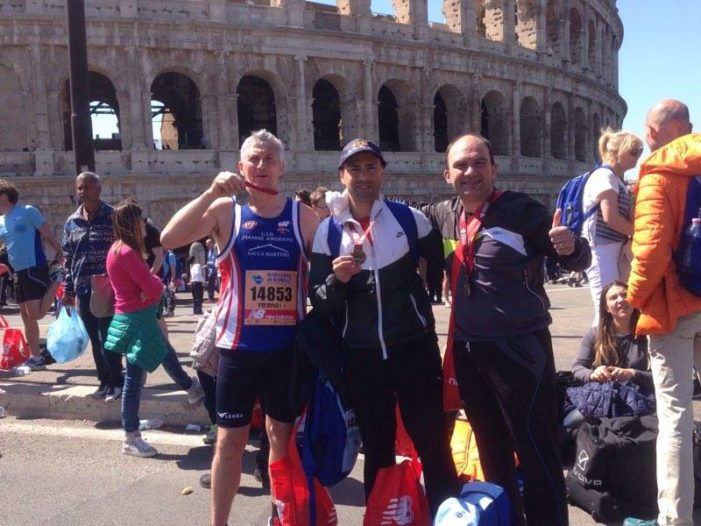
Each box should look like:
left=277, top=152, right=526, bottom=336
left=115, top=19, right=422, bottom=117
left=40, top=349, right=56, bottom=366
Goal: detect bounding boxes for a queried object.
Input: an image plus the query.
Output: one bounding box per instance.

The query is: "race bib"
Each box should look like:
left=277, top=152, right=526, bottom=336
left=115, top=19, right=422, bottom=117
left=244, top=270, right=298, bottom=326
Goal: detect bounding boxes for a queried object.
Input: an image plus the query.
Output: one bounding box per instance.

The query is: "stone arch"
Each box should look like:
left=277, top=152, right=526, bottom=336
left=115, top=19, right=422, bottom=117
left=545, top=0, right=561, bottom=56
left=0, top=63, right=30, bottom=151
left=312, top=78, right=342, bottom=151
left=592, top=112, right=601, bottom=162
left=569, top=7, right=583, bottom=65
left=480, top=90, right=508, bottom=156
left=550, top=101, right=567, bottom=159
left=587, top=19, right=597, bottom=71
left=520, top=96, right=542, bottom=157
left=62, top=70, right=122, bottom=151
left=515, top=0, right=538, bottom=50
left=150, top=72, right=204, bottom=150
left=236, top=74, right=278, bottom=147
left=377, top=79, right=416, bottom=152
left=574, top=107, right=587, bottom=162
left=433, top=84, right=465, bottom=153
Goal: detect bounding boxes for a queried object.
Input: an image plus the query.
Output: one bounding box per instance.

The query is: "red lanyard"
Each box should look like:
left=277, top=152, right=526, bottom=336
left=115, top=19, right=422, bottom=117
left=458, top=190, right=501, bottom=274
left=352, top=218, right=374, bottom=247
left=244, top=181, right=278, bottom=195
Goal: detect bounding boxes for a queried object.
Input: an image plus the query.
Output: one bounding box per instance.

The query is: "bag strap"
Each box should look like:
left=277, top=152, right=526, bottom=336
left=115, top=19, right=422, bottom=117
left=384, top=199, right=419, bottom=265
left=327, top=217, right=343, bottom=259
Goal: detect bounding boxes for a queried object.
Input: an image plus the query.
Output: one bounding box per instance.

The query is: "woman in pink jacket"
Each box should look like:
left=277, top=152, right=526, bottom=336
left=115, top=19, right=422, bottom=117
left=104, top=201, right=204, bottom=457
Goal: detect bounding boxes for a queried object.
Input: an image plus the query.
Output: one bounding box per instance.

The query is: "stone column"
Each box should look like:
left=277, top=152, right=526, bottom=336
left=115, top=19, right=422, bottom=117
left=567, top=93, right=575, bottom=167
left=561, top=0, right=570, bottom=65
left=337, top=0, right=371, bottom=33
left=502, top=0, right=516, bottom=52
left=536, top=0, right=547, bottom=56
left=596, top=20, right=604, bottom=79
left=443, top=0, right=477, bottom=48
left=469, top=77, right=481, bottom=133
left=581, top=16, right=590, bottom=71
left=216, top=56, right=235, bottom=155
left=543, top=86, right=552, bottom=172
left=28, top=43, right=55, bottom=175
left=294, top=55, right=310, bottom=152
left=273, top=0, right=305, bottom=27
left=362, top=60, right=376, bottom=141
left=512, top=84, right=521, bottom=168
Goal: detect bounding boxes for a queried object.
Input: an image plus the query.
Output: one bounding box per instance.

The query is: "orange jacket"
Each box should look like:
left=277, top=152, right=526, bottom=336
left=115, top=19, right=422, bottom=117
left=628, top=133, right=701, bottom=335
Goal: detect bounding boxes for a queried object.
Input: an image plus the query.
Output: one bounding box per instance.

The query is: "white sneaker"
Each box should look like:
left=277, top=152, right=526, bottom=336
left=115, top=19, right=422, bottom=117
left=122, top=432, right=158, bottom=458
left=186, top=377, right=205, bottom=404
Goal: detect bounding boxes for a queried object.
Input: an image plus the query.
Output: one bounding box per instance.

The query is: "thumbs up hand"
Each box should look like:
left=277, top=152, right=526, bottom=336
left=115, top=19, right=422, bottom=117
left=549, top=208, right=575, bottom=256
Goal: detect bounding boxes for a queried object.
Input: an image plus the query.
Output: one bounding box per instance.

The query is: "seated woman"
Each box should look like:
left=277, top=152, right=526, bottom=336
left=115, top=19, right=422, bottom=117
left=565, top=280, right=654, bottom=426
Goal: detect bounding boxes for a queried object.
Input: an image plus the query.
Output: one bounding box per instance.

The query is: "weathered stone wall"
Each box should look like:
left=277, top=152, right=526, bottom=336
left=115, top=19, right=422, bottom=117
left=0, top=0, right=625, bottom=231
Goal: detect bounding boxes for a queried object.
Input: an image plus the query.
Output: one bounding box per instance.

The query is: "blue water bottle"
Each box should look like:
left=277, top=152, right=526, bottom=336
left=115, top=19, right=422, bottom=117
left=682, top=217, right=701, bottom=271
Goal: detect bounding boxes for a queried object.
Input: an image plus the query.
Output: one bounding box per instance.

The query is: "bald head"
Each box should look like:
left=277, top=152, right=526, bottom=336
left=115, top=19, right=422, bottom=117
left=645, top=100, right=692, bottom=151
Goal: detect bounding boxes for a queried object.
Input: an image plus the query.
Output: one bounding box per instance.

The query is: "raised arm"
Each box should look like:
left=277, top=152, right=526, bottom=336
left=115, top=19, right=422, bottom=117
left=161, top=171, right=245, bottom=249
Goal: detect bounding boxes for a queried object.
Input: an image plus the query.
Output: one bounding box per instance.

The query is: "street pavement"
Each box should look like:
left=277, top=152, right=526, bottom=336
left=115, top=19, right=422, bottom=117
left=1, top=286, right=700, bottom=525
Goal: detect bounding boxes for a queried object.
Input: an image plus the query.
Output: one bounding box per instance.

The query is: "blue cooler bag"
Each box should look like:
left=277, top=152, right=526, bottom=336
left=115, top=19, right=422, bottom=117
left=434, top=481, right=511, bottom=526
left=47, top=307, right=89, bottom=363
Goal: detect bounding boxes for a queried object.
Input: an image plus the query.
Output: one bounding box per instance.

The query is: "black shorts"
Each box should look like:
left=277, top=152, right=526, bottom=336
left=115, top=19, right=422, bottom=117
left=14, top=265, right=50, bottom=303
left=215, top=347, right=297, bottom=428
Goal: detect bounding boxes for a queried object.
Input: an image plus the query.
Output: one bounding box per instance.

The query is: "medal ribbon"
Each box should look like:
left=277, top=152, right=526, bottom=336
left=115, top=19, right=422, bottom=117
left=350, top=218, right=375, bottom=248
left=458, top=190, right=502, bottom=274
left=244, top=181, right=279, bottom=195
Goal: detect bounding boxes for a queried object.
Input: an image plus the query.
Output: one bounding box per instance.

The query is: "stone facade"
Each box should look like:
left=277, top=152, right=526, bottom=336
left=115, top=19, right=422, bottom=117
left=0, top=0, right=625, bottom=233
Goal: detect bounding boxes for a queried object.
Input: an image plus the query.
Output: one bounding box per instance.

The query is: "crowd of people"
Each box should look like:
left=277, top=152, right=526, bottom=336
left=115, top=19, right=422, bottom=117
left=0, top=98, right=698, bottom=526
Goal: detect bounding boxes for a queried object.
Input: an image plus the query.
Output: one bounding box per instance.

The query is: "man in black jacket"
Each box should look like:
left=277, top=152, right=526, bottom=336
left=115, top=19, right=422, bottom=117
left=419, top=134, right=590, bottom=526
left=309, top=139, right=458, bottom=517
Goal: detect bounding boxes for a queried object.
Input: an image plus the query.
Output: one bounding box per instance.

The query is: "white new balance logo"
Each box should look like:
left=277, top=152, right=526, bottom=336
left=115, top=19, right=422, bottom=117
left=381, top=495, right=414, bottom=525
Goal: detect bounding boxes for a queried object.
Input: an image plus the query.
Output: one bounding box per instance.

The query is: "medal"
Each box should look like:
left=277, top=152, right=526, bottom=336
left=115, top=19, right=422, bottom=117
left=352, top=244, right=366, bottom=265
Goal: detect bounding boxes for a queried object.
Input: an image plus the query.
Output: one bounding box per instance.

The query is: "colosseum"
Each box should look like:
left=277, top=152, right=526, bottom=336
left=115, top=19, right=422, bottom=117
left=0, top=0, right=625, bottom=236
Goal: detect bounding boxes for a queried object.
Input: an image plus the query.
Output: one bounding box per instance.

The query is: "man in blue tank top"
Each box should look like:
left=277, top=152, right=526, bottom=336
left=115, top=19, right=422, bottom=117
left=0, top=179, right=64, bottom=370
left=162, top=130, right=318, bottom=526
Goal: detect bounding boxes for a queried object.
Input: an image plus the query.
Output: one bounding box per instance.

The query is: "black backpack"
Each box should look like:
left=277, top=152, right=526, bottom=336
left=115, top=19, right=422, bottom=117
left=566, top=416, right=659, bottom=523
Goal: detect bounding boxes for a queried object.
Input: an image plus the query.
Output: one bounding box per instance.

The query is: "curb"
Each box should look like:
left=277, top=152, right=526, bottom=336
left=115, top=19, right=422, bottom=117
left=0, top=381, right=210, bottom=426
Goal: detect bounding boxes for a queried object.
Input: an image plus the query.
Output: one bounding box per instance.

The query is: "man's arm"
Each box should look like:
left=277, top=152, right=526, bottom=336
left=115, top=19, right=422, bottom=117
left=628, top=173, right=676, bottom=309
left=38, top=223, right=64, bottom=263
left=161, top=171, right=245, bottom=249
left=298, top=203, right=320, bottom=256
left=150, top=246, right=165, bottom=275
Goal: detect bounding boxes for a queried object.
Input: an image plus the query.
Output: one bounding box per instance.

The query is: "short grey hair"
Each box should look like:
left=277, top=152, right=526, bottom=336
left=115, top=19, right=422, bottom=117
left=77, top=171, right=102, bottom=187
left=240, top=129, right=284, bottom=162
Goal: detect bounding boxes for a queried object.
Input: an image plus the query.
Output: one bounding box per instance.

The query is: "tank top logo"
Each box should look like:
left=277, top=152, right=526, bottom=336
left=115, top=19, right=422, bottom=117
left=242, top=220, right=258, bottom=230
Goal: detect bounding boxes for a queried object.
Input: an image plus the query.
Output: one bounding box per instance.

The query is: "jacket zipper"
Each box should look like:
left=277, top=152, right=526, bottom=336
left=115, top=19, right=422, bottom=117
left=374, top=267, right=388, bottom=359
left=409, top=293, right=427, bottom=328
left=523, top=268, right=546, bottom=310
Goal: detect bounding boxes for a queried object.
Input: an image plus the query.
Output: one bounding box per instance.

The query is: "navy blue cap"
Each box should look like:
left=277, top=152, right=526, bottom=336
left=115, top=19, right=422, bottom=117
left=337, top=139, right=386, bottom=169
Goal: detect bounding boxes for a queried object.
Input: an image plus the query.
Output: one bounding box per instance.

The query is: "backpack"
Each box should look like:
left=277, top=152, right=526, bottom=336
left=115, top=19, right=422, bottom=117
left=434, top=481, right=511, bottom=526
left=674, top=176, right=701, bottom=296
left=327, top=199, right=418, bottom=263
left=190, top=308, right=218, bottom=377
left=566, top=416, right=659, bottom=522
left=298, top=371, right=362, bottom=487
left=555, top=168, right=602, bottom=237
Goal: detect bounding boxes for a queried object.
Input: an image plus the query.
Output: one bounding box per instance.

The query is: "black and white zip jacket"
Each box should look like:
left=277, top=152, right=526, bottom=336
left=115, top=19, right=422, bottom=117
left=418, top=191, right=591, bottom=340
left=309, top=196, right=442, bottom=357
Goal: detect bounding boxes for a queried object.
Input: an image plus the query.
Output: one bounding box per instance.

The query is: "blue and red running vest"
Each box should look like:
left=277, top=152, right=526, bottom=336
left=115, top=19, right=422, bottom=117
left=214, top=198, right=307, bottom=352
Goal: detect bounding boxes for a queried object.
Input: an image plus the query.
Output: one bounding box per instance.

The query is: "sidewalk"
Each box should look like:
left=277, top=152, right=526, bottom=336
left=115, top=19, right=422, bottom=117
left=0, top=294, right=212, bottom=426
left=2, top=285, right=699, bottom=424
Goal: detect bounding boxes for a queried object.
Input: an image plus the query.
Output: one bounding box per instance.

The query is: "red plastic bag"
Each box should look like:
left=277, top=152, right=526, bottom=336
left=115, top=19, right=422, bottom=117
left=364, top=457, right=431, bottom=526
left=0, top=315, right=30, bottom=371
left=269, top=418, right=338, bottom=526
left=395, top=404, right=417, bottom=458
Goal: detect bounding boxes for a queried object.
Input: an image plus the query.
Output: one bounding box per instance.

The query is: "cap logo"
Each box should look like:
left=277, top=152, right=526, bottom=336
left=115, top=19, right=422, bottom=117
left=349, top=139, right=369, bottom=149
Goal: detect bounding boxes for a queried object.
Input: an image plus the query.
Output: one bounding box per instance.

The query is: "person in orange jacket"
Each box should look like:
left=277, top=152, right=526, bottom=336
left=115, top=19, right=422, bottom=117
left=627, top=99, right=700, bottom=526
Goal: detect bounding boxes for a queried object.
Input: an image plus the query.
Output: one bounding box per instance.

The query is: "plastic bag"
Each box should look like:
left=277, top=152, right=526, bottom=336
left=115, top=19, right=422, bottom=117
left=46, top=307, right=89, bottom=363
left=0, top=315, right=30, bottom=371
left=364, top=458, right=430, bottom=526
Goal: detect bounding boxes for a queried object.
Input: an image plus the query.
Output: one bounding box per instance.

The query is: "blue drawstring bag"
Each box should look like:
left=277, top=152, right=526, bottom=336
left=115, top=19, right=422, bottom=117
left=47, top=307, right=89, bottom=363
